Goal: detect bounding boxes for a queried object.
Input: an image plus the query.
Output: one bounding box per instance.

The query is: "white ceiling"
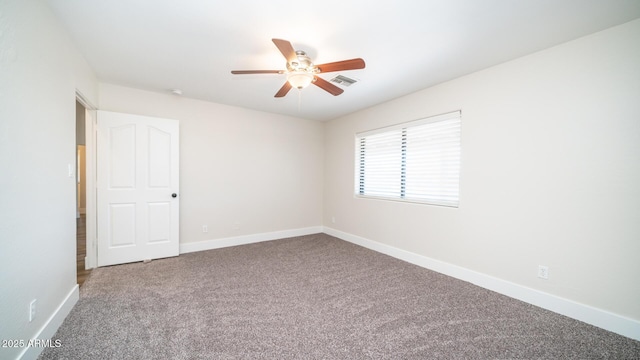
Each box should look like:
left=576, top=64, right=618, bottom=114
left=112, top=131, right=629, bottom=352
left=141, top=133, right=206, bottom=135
left=47, top=0, right=640, bottom=121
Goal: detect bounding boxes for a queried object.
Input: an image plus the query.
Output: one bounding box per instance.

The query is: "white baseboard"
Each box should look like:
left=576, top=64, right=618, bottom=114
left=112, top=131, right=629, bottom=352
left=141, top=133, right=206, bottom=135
left=19, top=285, right=79, bottom=360
left=180, top=226, right=323, bottom=254
left=323, top=226, right=640, bottom=342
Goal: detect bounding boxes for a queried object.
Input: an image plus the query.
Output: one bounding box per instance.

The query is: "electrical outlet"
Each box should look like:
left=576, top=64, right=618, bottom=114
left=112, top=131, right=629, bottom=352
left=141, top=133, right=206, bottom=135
left=538, top=265, right=549, bottom=279
left=232, top=221, right=240, bottom=230
left=202, top=225, right=208, bottom=233
left=331, top=216, right=336, bottom=224
left=29, top=299, right=37, bottom=322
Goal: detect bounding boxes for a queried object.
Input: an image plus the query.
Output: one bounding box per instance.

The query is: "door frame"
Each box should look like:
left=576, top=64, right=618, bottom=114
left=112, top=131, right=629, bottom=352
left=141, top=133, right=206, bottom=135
left=76, top=90, right=97, bottom=269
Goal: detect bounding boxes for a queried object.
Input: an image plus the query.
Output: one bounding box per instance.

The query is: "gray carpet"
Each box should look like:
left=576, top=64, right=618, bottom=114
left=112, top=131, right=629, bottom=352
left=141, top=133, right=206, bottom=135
left=40, top=234, right=640, bottom=359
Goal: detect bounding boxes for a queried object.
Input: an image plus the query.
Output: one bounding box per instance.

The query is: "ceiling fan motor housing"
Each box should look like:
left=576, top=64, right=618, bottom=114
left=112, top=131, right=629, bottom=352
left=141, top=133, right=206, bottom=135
left=287, top=51, right=317, bottom=73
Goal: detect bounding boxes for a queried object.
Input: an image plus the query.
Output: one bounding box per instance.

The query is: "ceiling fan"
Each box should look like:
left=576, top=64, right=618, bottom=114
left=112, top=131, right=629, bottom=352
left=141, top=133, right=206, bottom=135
left=231, top=38, right=365, bottom=97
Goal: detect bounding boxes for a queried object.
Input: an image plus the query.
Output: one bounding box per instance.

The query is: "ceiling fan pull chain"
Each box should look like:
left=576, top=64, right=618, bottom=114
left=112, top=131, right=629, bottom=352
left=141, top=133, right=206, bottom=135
left=298, top=90, right=302, bottom=112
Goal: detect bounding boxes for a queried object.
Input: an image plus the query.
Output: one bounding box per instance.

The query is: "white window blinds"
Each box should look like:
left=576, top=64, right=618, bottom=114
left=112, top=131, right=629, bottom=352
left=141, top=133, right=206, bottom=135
left=356, top=111, right=461, bottom=207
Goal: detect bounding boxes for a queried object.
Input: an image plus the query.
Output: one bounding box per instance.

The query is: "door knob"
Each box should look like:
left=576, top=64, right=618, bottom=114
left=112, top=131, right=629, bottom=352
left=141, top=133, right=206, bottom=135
left=171, top=193, right=177, bottom=198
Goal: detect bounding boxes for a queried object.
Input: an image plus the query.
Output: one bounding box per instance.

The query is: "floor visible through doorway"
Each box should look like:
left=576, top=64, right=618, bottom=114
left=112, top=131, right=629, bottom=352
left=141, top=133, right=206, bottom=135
left=77, top=214, right=91, bottom=286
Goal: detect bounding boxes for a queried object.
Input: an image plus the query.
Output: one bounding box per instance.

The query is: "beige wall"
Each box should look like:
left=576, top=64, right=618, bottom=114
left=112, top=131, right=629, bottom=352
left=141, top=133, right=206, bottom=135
left=323, top=19, right=640, bottom=322
left=98, top=84, right=324, bottom=245
left=76, top=100, right=86, bottom=145
left=77, top=145, right=86, bottom=212
left=0, top=0, right=99, bottom=358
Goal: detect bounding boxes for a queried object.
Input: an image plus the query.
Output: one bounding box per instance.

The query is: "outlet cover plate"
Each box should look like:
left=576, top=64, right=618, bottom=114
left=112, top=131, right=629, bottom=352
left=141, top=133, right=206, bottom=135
left=538, top=265, right=549, bottom=279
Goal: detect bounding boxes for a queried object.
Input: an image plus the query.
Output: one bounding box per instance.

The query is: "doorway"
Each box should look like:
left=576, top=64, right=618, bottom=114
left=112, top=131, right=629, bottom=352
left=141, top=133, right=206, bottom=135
left=76, top=100, right=91, bottom=286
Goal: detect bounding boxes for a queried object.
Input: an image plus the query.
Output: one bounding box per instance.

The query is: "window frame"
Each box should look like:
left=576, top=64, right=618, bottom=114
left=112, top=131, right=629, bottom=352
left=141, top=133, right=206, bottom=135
left=354, top=110, right=461, bottom=208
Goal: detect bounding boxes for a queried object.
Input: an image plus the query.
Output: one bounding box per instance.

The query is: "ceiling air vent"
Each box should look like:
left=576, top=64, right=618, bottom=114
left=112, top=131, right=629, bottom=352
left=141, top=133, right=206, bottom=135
left=330, top=75, right=358, bottom=87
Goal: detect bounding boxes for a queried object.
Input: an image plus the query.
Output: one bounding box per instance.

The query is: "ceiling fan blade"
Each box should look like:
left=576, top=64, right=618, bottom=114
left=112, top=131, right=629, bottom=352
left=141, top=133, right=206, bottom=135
left=316, top=58, right=365, bottom=73
left=231, top=70, right=284, bottom=74
left=313, top=76, right=344, bottom=96
left=274, top=81, right=293, bottom=98
left=272, top=38, right=297, bottom=64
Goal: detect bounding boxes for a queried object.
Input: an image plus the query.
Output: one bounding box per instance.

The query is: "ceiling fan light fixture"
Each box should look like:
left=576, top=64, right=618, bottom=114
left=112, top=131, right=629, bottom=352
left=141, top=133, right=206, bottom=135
left=287, top=71, right=314, bottom=89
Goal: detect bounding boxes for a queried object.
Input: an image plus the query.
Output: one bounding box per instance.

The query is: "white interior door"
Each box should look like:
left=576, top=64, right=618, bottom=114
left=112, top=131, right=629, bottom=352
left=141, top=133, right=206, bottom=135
left=97, top=110, right=179, bottom=267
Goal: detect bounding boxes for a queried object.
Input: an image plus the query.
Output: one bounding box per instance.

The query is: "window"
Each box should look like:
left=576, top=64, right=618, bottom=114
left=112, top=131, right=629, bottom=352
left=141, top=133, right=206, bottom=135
left=355, top=111, right=461, bottom=207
